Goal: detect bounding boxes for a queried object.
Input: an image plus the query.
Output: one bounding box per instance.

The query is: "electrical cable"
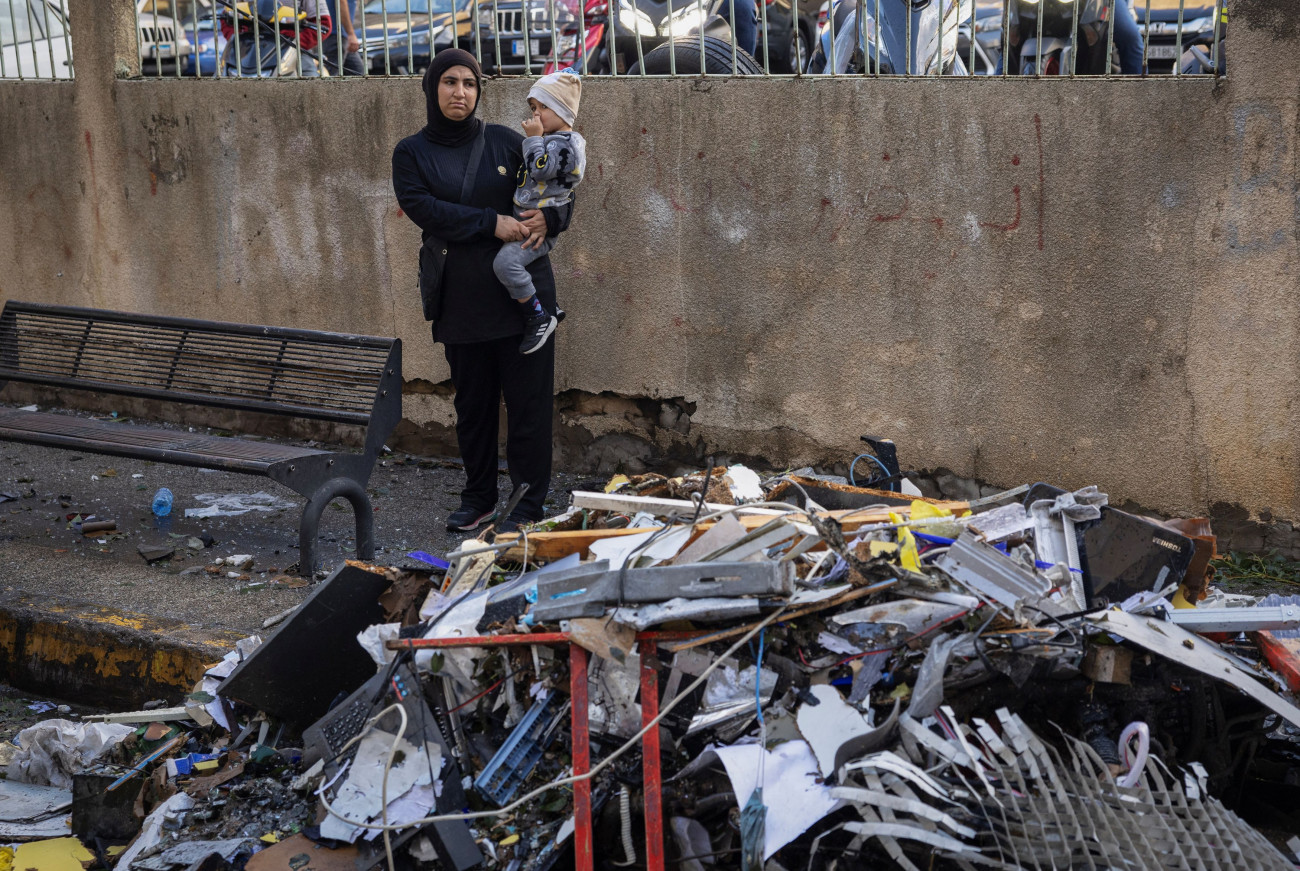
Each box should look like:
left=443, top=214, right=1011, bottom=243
left=849, top=452, right=893, bottom=490
left=318, top=603, right=791, bottom=832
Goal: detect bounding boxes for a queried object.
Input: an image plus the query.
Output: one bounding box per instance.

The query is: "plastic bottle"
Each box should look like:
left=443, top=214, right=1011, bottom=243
left=151, top=487, right=174, bottom=518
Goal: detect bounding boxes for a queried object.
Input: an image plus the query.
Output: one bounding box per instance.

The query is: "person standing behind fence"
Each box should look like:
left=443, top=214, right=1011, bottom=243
left=391, top=50, right=574, bottom=535
left=321, top=0, right=363, bottom=75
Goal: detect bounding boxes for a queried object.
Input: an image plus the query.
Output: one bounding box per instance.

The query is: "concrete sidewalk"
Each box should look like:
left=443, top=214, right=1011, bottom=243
left=0, top=404, right=592, bottom=636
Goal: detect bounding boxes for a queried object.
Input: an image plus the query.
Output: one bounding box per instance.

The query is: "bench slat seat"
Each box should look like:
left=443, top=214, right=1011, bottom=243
left=0, top=408, right=329, bottom=474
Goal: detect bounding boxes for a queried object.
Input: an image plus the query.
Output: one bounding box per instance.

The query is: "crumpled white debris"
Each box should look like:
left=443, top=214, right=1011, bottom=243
left=9, top=720, right=134, bottom=788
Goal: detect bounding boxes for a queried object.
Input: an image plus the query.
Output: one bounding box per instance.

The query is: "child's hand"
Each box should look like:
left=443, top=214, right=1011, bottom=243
left=522, top=114, right=544, bottom=137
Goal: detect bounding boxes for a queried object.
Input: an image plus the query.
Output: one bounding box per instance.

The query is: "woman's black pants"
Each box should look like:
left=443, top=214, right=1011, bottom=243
left=443, top=335, right=554, bottom=522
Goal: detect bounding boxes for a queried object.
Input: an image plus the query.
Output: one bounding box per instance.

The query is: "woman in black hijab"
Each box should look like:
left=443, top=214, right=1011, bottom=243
left=392, top=50, right=572, bottom=533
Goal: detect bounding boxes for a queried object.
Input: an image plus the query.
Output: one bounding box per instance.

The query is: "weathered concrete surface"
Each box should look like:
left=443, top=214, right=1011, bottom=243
left=1, top=0, right=1298, bottom=525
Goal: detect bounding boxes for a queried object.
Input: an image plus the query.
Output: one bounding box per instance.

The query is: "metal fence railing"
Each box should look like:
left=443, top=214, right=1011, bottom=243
left=0, top=0, right=73, bottom=79
left=0, top=0, right=1227, bottom=80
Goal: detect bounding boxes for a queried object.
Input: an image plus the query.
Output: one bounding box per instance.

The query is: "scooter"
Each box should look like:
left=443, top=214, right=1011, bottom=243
left=808, top=0, right=972, bottom=76
left=217, top=0, right=332, bottom=77
left=1009, top=0, right=1113, bottom=75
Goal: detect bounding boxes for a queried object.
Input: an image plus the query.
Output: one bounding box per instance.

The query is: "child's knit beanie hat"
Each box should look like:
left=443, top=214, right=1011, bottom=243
left=528, top=71, right=581, bottom=127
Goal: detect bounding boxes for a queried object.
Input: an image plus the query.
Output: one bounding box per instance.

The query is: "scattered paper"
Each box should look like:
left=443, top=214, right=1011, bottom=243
left=589, top=527, right=693, bottom=570
left=114, top=793, right=196, bottom=870
left=318, top=729, right=442, bottom=843
left=707, top=740, right=841, bottom=860
left=357, top=623, right=401, bottom=668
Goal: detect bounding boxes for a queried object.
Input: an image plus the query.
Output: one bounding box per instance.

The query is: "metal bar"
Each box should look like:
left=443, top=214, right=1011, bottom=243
left=605, top=0, right=615, bottom=74
left=380, top=0, right=391, bottom=73
left=873, top=0, right=879, bottom=74
left=826, top=0, right=835, bottom=75
left=0, top=0, right=11, bottom=78
left=727, top=0, right=737, bottom=74
left=312, top=2, right=325, bottom=75
left=570, top=643, right=594, bottom=871
left=697, top=0, right=705, bottom=75
left=521, top=0, right=532, bottom=73
left=1210, top=0, right=1221, bottom=75
left=1104, top=0, right=1114, bottom=78
left=251, top=0, right=264, bottom=78
left=1174, top=0, right=1184, bottom=77
left=359, top=0, right=370, bottom=76
left=1034, top=0, right=1042, bottom=76
left=547, top=0, right=558, bottom=71
left=38, top=0, right=55, bottom=78
left=293, top=0, right=304, bottom=76
left=757, top=0, right=767, bottom=73
left=386, top=630, right=708, bottom=650
left=406, top=0, right=414, bottom=74
left=192, top=0, right=203, bottom=78
left=492, top=0, right=503, bottom=75
left=228, top=0, right=240, bottom=77
left=791, top=0, right=799, bottom=75
left=631, top=0, right=645, bottom=75
left=470, top=0, right=481, bottom=64
left=905, top=0, right=911, bottom=75
left=967, top=0, right=975, bottom=75
left=60, top=0, right=72, bottom=78
left=1069, top=0, right=1079, bottom=75
left=857, top=0, right=865, bottom=76
left=338, top=0, right=348, bottom=74
left=1141, top=0, right=1150, bottom=74
left=1000, top=0, right=1008, bottom=77
left=666, top=0, right=675, bottom=75
left=641, top=650, right=665, bottom=871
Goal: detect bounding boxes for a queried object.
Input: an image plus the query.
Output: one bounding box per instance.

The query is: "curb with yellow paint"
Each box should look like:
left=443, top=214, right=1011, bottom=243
left=0, top=593, right=247, bottom=708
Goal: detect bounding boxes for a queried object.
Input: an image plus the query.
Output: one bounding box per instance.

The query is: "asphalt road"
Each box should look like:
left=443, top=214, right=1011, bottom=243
left=0, top=404, right=598, bottom=635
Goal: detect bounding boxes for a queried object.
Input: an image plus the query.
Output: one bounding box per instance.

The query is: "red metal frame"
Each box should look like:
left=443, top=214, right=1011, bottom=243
left=389, top=631, right=689, bottom=871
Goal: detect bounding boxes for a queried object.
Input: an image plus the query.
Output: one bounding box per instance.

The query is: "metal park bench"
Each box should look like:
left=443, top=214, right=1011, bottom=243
left=0, top=301, right=402, bottom=576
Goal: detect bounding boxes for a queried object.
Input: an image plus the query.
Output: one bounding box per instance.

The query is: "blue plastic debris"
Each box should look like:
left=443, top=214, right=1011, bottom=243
left=408, top=551, right=451, bottom=570
left=474, top=690, right=566, bottom=806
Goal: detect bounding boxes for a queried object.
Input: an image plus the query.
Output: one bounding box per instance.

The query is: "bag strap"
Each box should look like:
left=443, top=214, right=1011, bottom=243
left=458, top=124, right=487, bottom=205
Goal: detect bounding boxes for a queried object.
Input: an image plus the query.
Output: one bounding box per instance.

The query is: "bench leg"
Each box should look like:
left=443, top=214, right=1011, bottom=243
left=298, top=478, right=375, bottom=577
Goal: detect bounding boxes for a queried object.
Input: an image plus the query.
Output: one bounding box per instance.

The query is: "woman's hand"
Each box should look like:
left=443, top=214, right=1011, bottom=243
left=494, top=214, right=528, bottom=242
left=518, top=209, right=548, bottom=250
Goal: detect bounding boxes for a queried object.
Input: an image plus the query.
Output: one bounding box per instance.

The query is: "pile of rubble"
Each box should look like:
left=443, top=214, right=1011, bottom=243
left=9, top=451, right=1300, bottom=869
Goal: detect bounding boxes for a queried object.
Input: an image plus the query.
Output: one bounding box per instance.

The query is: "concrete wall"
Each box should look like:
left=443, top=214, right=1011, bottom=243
left=2, top=0, right=1299, bottom=533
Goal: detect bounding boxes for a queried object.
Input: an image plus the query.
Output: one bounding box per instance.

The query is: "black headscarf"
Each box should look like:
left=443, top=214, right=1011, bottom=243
left=421, top=50, right=484, bottom=148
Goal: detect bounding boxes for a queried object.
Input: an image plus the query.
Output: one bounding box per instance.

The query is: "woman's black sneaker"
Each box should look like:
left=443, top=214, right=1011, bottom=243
left=445, top=506, right=495, bottom=532
left=520, top=311, right=557, bottom=355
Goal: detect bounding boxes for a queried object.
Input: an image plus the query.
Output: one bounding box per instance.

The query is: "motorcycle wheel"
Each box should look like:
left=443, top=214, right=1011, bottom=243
left=626, top=35, right=765, bottom=75
left=787, top=25, right=809, bottom=73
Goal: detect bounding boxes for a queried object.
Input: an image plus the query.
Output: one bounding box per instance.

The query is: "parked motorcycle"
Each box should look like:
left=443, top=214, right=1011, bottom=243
left=1176, top=6, right=1225, bottom=75
left=217, top=0, right=331, bottom=77
left=1009, top=0, right=1115, bottom=75
left=625, top=0, right=764, bottom=74
left=807, top=0, right=972, bottom=75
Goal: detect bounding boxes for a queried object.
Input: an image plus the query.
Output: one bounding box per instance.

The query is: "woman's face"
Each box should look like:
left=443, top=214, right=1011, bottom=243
left=438, top=66, right=478, bottom=121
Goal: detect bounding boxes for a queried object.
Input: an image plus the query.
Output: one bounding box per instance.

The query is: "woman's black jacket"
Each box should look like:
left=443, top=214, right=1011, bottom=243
left=392, top=122, right=573, bottom=345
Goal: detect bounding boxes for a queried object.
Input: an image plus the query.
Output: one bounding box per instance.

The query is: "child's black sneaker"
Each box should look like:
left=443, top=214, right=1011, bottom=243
left=520, top=311, right=557, bottom=355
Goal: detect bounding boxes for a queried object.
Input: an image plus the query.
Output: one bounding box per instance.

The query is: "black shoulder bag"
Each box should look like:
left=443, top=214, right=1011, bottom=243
left=418, top=126, right=487, bottom=323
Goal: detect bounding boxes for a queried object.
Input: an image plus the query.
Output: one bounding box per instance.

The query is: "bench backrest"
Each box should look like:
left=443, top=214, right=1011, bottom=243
left=0, top=302, right=401, bottom=451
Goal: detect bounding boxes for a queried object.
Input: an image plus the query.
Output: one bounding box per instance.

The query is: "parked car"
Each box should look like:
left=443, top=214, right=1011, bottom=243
left=0, top=0, right=71, bottom=79
left=360, top=0, right=474, bottom=74
left=181, top=9, right=224, bottom=75
left=136, top=0, right=195, bottom=75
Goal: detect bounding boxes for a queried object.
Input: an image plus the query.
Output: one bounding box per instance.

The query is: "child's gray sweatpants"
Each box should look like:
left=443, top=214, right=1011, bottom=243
left=493, top=237, right=557, bottom=301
